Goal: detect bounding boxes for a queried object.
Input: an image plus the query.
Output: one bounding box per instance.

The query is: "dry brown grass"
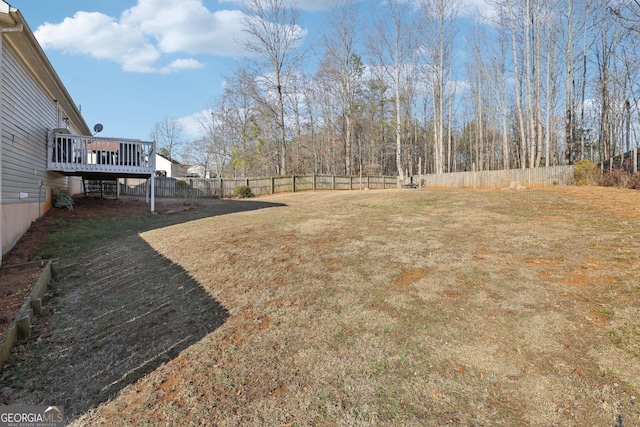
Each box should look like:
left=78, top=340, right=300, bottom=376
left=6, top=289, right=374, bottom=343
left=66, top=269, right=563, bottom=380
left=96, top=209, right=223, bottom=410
left=5, top=187, right=640, bottom=426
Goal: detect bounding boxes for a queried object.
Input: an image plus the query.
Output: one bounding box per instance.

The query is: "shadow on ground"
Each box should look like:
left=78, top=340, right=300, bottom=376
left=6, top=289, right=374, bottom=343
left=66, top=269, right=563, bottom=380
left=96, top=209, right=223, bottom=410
left=0, top=199, right=285, bottom=420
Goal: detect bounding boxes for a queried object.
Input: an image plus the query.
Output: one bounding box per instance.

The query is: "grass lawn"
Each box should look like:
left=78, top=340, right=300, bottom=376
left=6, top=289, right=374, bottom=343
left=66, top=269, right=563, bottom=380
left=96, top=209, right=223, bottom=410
left=4, top=187, right=640, bottom=426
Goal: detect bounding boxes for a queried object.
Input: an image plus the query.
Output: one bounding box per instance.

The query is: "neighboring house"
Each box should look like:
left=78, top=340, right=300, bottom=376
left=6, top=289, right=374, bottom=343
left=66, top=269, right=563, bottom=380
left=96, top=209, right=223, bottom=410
left=0, top=2, right=155, bottom=263
left=155, top=154, right=188, bottom=178
left=186, top=164, right=214, bottom=178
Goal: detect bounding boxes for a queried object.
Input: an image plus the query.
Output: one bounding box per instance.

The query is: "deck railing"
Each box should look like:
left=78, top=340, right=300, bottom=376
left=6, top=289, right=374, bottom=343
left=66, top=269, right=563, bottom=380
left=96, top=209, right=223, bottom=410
left=47, top=131, right=155, bottom=176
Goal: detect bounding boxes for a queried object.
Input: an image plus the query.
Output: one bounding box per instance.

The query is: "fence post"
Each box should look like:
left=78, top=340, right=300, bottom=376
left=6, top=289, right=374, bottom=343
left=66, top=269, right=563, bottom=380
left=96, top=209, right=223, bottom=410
left=473, top=163, right=476, bottom=189
left=634, top=148, right=638, bottom=173
left=292, top=175, right=296, bottom=192
left=271, top=177, right=275, bottom=194
left=313, top=174, right=316, bottom=191
left=332, top=175, right=336, bottom=191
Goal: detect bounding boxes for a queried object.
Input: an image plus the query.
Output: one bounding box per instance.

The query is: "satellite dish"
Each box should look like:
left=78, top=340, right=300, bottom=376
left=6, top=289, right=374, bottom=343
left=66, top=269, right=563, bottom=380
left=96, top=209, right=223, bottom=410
left=93, top=123, right=103, bottom=134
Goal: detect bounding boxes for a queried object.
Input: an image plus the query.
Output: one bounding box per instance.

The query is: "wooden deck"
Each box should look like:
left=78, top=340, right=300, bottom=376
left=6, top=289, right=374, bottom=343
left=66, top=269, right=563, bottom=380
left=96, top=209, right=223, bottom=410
left=47, top=130, right=155, bottom=179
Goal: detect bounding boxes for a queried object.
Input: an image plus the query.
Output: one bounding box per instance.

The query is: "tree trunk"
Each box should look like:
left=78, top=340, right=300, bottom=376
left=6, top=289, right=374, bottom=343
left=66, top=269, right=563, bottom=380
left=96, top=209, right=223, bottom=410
left=508, top=1, right=527, bottom=169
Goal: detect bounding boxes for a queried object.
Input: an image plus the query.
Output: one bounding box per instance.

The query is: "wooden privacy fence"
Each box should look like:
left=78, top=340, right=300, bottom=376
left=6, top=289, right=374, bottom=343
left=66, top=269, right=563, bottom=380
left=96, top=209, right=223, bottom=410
left=415, top=165, right=575, bottom=189
left=119, top=174, right=398, bottom=198
left=118, top=166, right=577, bottom=198
left=600, top=148, right=639, bottom=173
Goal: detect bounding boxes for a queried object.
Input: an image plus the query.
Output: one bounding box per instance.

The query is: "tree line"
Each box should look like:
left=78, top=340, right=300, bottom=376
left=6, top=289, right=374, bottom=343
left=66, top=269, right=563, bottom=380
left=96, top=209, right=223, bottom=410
left=153, top=0, right=640, bottom=180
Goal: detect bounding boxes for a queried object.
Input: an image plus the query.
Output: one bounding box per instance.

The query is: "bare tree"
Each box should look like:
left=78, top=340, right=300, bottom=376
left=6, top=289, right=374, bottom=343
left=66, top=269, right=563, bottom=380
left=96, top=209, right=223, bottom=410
left=181, top=137, right=217, bottom=178
left=487, top=14, right=512, bottom=170
left=149, top=114, right=185, bottom=160
left=543, top=16, right=558, bottom=167
left=562, top=0, right=578, bottom=164
left=195, top=0, right=640, bottom=178
left=219, top=69, right=260, bottom=177
left=320, top=0, right=363, bottom=175
left=368, top=0, right=416, bottom=180
left=420, top=0, right=460, bottom=174
left=466, top=22, right=491, bottom=171
left=609, top=0, right=640, bottom=32
left=240, top=0, right=304, bottom=175
left=182, top=107, right=232, bottom=179
left=502, top=0, right=528, bottom=168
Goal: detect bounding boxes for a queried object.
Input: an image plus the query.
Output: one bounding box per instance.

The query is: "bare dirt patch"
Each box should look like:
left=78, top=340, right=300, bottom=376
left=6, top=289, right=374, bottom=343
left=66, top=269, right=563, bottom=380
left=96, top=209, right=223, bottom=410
left=1, top=187, right=640, bottom=426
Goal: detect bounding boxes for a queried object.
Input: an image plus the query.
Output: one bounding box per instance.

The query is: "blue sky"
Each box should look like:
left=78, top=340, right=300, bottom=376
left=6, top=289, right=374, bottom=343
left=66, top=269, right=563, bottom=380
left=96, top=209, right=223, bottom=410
left=12, top=0, right=489, bottom=142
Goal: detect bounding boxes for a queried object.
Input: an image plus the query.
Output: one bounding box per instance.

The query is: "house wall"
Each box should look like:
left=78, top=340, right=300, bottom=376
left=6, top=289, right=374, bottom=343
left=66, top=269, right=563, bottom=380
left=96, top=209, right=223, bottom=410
left=155, top=154, right=172, bottom=177
left=155, top=155, right=188, bottom=178
left=1, top=187, right=51, bottom=256
left=186, top=165, right=210, bottom=178
left=1, top=39, right=69, bottom=256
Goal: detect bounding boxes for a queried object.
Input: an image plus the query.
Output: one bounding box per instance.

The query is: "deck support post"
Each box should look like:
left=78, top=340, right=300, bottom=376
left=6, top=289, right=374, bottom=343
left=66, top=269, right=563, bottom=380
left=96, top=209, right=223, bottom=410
left=150, top=174, right=155, bottom=212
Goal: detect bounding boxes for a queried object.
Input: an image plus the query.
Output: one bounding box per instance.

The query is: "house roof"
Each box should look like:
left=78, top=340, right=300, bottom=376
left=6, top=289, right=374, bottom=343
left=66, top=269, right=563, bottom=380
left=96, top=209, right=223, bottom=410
left=0, top=2, right=91, bottom=135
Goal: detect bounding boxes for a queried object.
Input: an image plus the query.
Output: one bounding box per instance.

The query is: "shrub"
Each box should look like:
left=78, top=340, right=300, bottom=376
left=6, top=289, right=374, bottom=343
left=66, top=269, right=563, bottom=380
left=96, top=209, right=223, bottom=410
left=53, top=192, right=74, bottom=210
left=175, top=180, right=190, bottom=190
left=573, top=160, right=600, bottom=186
left=174, top=179, right=192, bottom=198
left=628, top=173, right=640, bottom=189
left=233, top=185, right=253, bottom=198
left=599, top=169, right=633, bottom=189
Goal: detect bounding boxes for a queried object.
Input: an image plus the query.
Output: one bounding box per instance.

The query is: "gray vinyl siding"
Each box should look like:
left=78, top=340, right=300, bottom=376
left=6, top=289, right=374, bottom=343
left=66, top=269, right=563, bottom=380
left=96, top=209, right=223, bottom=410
left=2, top=41, right=67, bottom=204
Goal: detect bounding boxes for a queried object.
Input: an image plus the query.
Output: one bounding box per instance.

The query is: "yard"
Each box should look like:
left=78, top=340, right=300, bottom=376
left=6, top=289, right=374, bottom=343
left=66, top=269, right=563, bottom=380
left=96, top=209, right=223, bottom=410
left=1, top=187, right=639, bottom=426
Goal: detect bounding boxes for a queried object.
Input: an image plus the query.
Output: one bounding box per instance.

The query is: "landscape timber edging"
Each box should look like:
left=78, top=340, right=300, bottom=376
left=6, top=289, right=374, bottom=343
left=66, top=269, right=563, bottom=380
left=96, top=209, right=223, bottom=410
left=0, top=258, right=58, bottom=369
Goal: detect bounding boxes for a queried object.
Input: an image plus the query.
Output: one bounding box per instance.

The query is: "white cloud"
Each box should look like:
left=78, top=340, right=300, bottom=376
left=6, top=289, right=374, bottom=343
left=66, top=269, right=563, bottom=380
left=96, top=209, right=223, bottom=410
left=121, top=0, right=249, bottom=56
left=34, top=0, right=252, bottom=73
left=158, top=58, right=205, bottom=74
left=35, top=11, right=160, bottom=72
left=178, top=109, right=213, bottom=139
left=460, top=0, right=496, bottom=21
